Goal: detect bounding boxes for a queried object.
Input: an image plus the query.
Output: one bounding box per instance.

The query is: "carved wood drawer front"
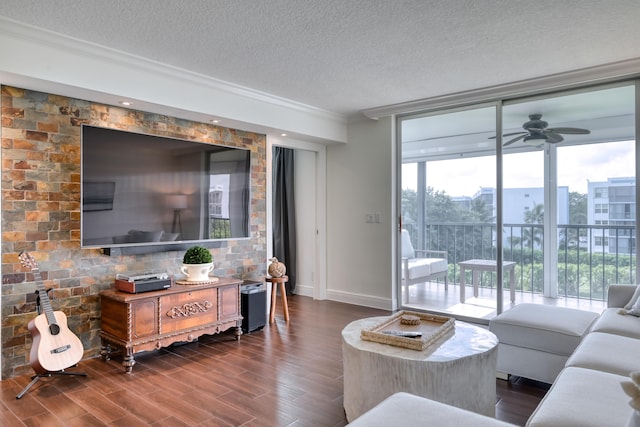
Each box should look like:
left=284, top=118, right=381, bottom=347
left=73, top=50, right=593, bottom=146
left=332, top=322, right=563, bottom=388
left=131, top=299, right=159, bottom=339
left=220, top=285, right=239, bottom=318
left=160, top=288, right=217, bottom=333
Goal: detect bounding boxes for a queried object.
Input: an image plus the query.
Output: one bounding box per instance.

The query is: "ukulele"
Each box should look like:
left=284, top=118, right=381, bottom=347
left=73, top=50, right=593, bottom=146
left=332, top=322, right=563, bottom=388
left=19, top=251, right=84, bottom=374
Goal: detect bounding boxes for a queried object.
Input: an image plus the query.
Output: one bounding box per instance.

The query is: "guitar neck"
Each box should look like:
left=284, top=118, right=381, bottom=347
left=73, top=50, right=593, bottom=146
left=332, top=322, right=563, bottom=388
left=31, top=268, right=57, bottom=327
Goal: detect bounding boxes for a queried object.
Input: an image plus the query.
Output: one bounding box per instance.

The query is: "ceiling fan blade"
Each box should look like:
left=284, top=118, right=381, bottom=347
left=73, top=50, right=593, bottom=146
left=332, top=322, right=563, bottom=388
left=545, top=132, right=564, bottom=144
left=546, top=127, right=590, bottom=135
left=488, top=131, right=526, bottom=140
left=503, top=134, right=526, bottom=146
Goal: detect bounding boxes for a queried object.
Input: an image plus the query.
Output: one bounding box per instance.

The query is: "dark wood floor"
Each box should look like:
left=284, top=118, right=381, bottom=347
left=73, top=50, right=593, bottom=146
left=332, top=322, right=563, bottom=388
left=0, top=296, right=549, bottom=426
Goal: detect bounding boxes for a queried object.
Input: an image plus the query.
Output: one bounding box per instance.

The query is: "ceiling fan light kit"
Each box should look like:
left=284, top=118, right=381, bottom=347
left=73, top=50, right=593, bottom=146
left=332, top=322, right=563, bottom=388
left=523, top=133, right=550, bottom=145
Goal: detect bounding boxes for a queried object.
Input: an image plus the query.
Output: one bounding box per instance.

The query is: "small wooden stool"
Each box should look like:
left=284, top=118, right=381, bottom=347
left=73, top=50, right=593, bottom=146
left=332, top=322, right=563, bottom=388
left=266, top=276, right=289, bottom=323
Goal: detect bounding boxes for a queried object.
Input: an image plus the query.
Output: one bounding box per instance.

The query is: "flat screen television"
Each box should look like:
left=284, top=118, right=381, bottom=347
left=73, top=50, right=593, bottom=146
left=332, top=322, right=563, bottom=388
left=81, top=125, right=251, bottom=254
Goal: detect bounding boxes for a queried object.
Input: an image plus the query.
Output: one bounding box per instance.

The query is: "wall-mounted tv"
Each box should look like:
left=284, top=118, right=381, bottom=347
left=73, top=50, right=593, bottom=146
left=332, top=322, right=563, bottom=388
left=81, top=125, right=251, bottom=253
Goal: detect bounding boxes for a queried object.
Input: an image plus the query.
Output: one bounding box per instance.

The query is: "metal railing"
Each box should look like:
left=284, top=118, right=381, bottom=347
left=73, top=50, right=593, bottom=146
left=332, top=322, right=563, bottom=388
left=209, top=217, right=231, bottom=238
left=404, top=223, right=636, bottom=302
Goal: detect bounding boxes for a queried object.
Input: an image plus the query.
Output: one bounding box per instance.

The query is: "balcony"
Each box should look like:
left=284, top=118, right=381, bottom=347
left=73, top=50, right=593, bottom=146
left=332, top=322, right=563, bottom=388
left=402, top=223, right=636, bottom=320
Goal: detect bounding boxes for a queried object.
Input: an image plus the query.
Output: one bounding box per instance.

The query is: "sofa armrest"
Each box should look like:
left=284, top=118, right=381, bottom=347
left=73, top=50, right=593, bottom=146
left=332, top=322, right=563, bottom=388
left=607, top=284, right=637, bottom=308
left=414, top=250, right=447, bottom=259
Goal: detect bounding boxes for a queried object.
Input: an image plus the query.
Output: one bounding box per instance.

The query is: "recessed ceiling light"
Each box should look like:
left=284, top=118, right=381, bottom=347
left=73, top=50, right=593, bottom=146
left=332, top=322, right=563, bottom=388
left=120, top=101, right=132, bottom=106
left=211, top=119, right=219, bottom=124
left=281, top=133, right=287, bottom=137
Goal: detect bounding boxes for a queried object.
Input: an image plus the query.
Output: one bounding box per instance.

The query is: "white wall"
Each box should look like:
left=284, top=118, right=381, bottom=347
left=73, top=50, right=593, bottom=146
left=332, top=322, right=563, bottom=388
left=326, top=117, right=396, bottom=310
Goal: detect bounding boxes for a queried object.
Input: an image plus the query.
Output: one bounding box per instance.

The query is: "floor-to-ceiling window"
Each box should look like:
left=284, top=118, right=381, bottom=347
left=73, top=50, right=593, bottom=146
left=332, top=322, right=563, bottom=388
left=399, top=82, right=637, bottom=321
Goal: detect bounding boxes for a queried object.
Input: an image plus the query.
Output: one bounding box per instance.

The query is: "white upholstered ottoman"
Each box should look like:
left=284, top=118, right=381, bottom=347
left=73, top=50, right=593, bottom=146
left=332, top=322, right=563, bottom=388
left=489, top=304, right=599, bottom=384
left=347, top=392, right=516, bottom=427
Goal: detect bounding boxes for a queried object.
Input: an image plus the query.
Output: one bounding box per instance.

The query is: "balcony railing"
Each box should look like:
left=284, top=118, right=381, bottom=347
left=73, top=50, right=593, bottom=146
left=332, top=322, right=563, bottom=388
left=209, top=217, right=231, bottom=238
left=405, top=223, right=636, bottom=302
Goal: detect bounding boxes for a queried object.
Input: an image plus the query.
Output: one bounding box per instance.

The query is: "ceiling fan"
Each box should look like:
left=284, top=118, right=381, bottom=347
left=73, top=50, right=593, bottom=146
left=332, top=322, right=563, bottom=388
left=495, top=114, right=591, bottom=147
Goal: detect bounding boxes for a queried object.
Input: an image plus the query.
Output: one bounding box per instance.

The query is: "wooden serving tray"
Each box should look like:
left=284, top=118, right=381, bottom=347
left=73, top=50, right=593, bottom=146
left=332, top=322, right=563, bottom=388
left=360, top=310, right=455, bottom=351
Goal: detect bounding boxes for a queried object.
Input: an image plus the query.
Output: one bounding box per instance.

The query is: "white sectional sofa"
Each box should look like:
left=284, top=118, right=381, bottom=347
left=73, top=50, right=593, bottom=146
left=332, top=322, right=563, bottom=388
left=348, top=284, right=640, bottom=427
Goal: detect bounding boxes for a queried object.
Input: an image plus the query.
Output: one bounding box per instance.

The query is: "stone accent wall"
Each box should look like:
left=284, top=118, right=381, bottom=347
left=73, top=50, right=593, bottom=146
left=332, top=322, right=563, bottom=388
left=0, top=86, right=267, bottom=379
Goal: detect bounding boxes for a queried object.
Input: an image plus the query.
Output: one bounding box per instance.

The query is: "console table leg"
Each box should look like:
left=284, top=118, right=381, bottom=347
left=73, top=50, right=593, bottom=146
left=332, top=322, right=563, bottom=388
left=100, top=342, right=112, bottom=361
left=122, top=350, right=135, bottom=374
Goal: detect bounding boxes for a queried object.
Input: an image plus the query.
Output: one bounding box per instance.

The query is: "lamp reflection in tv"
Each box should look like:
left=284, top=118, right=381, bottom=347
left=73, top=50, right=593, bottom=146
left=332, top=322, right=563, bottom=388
left=166, top=194, right=188, bottom=236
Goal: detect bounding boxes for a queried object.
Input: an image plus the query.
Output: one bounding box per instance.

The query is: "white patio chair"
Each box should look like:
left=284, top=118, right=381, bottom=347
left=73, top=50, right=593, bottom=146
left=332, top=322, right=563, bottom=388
left=401, top=229, right=448, bottom=302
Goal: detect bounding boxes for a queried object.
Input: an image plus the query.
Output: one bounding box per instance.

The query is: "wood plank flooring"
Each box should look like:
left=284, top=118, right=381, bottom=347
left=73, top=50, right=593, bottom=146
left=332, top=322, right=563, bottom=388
left=0, top=296, right=548, bottom=426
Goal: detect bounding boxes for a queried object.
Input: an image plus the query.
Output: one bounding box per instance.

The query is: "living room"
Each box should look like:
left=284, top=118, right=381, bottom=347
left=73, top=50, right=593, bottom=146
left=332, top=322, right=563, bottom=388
left=2, top=2, right=640, bottom=426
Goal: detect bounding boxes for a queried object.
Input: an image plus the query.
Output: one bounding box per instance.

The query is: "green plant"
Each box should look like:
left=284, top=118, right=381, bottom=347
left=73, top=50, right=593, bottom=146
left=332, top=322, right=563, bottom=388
left=183, top=246, right=213, bottom=264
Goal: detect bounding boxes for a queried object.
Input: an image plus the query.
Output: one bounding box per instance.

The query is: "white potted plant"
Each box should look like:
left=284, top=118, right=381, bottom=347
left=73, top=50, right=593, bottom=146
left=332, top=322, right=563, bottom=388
left=180, top=246, right=213, bottom=282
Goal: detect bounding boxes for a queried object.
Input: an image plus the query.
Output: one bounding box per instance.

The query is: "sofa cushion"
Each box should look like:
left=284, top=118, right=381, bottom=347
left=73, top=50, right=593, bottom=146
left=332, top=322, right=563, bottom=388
left=566, top=332, right=640, bottom=376
left=161, top=232, right=179, bottom=241
left=347, top=392, right=516, bottom=427
left=590, top=307, right=640, bottom=339
left=624, top=285, right=640, bottom=310
left=401, top=229, right=415, bottom=259
left=489, top=304, right=599, bottom=356
left=526, top=367, right=631, bottom=427
left=404, top=258, right=432, bottom=279
left=403, top=257, right=447, bottom=280
left=128, top=229, right=164, bottom=243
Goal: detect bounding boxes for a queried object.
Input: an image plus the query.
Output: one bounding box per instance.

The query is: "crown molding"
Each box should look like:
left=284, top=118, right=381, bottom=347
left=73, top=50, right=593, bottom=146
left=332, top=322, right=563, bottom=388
left=0, top=16, right=347, bottom=143
left=362, top=57, right=640, bottom=119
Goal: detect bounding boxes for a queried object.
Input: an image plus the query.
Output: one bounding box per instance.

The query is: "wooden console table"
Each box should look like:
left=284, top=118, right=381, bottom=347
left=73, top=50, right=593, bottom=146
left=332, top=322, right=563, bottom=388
left=100, top=277, right=242, bottom=373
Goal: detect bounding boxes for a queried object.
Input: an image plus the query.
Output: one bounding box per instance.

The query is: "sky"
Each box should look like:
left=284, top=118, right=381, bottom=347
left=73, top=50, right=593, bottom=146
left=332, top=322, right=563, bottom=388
left=402, top=140, right=635, bottom=197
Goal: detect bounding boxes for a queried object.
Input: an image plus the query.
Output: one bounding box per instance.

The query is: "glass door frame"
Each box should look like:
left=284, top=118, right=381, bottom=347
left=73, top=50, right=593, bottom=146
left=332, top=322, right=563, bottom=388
left=396, top=101, right=505, bottom=320
left=396, top=80, right=640, bottom=320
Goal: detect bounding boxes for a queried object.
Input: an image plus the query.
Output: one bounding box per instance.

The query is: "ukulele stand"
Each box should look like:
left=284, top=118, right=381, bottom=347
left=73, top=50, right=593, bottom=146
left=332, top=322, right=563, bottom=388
left=16, top=368, right=87, bottom=399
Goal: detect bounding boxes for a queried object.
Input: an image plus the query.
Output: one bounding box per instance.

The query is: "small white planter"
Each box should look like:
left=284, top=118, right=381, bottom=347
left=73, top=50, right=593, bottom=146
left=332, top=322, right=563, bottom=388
left=180, top=263, right=214, bottom=282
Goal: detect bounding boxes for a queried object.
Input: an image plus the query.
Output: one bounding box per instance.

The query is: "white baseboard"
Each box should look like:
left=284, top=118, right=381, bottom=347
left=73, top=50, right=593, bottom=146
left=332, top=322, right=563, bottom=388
left=325, top=289, right=393, bottom=311
left=290, top=285, right=394, bottom=311
left=496, top=371, right=509, bottom=380
left=294, top=284, right=314, bottom=297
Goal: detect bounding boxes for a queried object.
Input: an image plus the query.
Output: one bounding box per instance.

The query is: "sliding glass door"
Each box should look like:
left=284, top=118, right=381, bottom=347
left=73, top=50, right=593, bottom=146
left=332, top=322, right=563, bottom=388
left=400, top=105, right=498, bottom=319
left=398, top=81, right=637, bottom=321
left=502, top=84, right=636, bottom=309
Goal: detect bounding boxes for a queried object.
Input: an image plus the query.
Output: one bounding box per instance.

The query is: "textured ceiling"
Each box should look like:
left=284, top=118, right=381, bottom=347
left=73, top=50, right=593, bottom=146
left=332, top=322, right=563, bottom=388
left=1, top=0, right=640, bottom=119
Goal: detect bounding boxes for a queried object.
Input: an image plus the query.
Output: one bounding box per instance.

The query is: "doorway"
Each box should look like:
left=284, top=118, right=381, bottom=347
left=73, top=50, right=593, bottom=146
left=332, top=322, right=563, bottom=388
left=268, top=137, right=327, bottom=300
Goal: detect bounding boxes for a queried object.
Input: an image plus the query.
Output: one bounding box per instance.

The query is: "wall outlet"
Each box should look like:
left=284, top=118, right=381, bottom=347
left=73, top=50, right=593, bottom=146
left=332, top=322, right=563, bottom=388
left=365, top=213, right=374, bottom=223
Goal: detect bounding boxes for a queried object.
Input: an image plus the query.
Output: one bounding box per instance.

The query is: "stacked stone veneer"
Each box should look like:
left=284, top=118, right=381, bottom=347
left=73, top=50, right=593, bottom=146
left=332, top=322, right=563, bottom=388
left=0, top=86, right=267, bottom=379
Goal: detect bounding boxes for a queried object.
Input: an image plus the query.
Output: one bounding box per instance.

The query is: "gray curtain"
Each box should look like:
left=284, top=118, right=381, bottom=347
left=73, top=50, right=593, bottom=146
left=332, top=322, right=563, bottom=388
left=272, top=147, right=297, bottom=294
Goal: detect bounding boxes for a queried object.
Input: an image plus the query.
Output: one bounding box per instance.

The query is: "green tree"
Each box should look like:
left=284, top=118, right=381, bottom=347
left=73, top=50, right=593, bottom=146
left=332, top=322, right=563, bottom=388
left=426, top=187, right=464, bottom=223
left=402, top=188, right=417, bottom=227
left=522, top=203, right=544, bottom=249
left=560, top=192, right=588, bottom=249
left=469, top=197, right=493, bottom=222
left=569, top=192, right=588, bottom=224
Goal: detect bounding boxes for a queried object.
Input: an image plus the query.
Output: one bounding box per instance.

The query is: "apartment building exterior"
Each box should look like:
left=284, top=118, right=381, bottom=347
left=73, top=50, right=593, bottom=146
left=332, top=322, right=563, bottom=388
left=588, top=177, right=636, bottom=254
